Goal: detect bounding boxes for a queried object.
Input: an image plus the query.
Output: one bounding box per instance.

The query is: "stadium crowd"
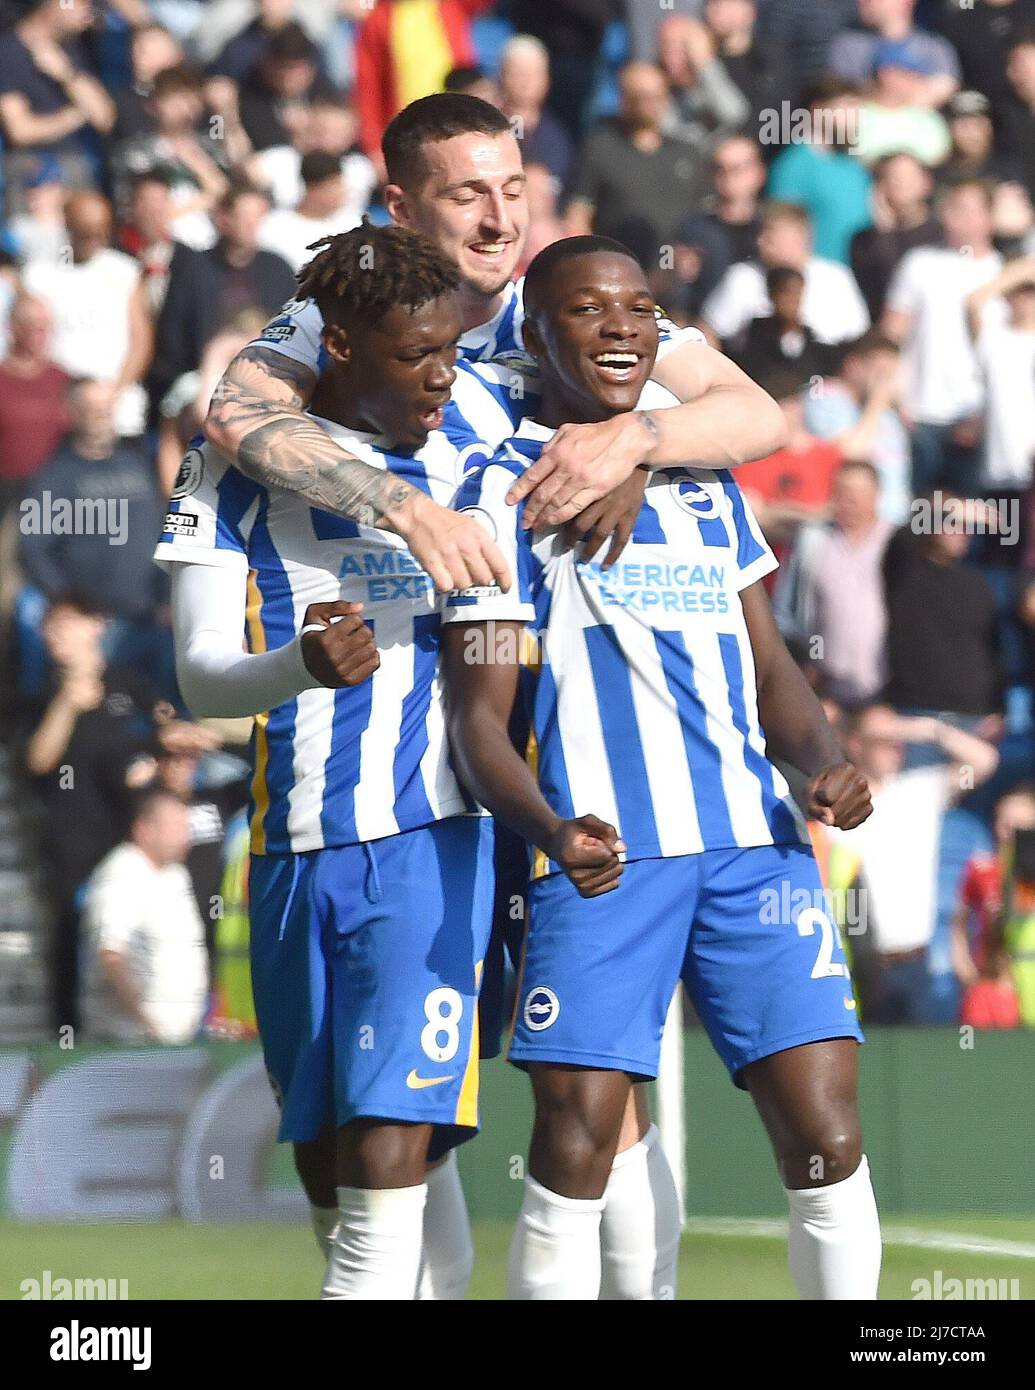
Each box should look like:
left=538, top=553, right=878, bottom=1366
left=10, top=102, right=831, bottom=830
left=1, top=0, right=1034, bottom=1042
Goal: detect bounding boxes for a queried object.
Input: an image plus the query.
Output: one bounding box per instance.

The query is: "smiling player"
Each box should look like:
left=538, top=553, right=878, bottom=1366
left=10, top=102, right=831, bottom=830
left=441, top=237, right=882, bottom=1301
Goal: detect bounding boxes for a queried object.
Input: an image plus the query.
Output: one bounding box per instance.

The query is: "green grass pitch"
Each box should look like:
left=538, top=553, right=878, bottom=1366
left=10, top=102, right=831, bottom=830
left=3, top=1216, right=1033, bottom=1300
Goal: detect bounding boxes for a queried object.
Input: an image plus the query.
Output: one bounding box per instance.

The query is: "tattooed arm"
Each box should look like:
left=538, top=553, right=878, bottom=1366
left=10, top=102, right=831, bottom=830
left=203, top=344, right=511, bottom=593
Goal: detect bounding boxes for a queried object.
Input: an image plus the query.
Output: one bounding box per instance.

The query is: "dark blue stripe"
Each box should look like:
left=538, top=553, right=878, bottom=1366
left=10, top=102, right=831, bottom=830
left=654, top=627, right=735, bottom=848
left=583, top=625, right=661, bottom=856
left=214, top=466, right=265, bottom=552
left=319, top=638, right=376, bottom=845
left=310, top=509, right=359, bottom=540
left=719, top=469, right=766, bottom=570
left=632, top=493, right=666, bottom=543
left=530, top=657, right=575, bottom=822
left=392, top=612, right=439, bottom=826
left=717, top=632, right=799, bottom=843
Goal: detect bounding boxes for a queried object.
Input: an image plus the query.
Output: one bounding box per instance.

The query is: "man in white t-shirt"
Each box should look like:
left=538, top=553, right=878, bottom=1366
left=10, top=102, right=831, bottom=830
left=23, top=191, right=152, bottom=437
left=966, top=254, right=1035, bottom=493
left=830, top=707, right=999, bottom=1024
left=882, top=178, right=1003, bottom=494
left=699, top=200, right=870, bottom=349
left=257, top=149, right=362, bottom=273
left=83, top=788, right=208, bottom=1044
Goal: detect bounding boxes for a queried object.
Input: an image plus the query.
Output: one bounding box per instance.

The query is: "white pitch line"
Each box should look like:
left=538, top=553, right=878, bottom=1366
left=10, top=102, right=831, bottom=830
left=687, top=1217, right=1035, bottom=1261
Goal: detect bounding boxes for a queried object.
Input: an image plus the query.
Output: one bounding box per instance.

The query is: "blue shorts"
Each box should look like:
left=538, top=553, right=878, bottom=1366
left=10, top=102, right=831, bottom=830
left=509, top=842, right=864, bottom=1086
left=249, top=816, right=495, bottom=1145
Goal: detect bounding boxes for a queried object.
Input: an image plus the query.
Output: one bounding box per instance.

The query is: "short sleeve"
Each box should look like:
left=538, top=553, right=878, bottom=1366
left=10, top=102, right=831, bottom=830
left=885, top=250, right=923, bottom=316
left=153, top=441, right=263, bottom=572
left=86, top=862, right=141, bottom=953
left=719, top=471, right=779, bottom=591
left=440, top=459, right=538, bottom=625
left=655, top=322, right=707, bottom=363
left=249, top=296, right=324, bottom=374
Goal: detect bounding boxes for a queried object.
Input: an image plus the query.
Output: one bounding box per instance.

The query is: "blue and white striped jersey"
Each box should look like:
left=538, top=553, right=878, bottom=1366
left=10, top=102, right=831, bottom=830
left=441, top=382, right=809, bottom=865
left=251, top=278, right=527, bottom=374
left=153, top=420, right=487, bottom=855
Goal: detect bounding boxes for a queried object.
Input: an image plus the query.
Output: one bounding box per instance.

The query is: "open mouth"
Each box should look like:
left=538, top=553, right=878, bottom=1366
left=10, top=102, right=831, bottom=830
left=418, top=403, right=446, bottom=430
left=467, top=240, right=511, bottom=262
left=590, top=351, right=643, bottom=384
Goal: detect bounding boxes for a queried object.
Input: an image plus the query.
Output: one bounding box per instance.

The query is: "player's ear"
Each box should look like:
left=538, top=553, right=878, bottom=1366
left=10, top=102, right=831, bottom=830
left=522, top=313, right=545, bottom=363
left=321, top=323, right=351, bottom=365
left=384, top=183, right=411, bottom=227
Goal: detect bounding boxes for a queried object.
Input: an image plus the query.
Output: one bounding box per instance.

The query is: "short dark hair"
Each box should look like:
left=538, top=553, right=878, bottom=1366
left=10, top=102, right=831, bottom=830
left=45, top=589, right=108, bottom=621
left=216, top=178, right=270, bottom=213
left=151, top=63, right=203, bottom=100
left=766, top=265, right=804, bottom=298
left=523, top=234, right=643, bottom=319
left=445, top=65, right=487, bottom=93
left=296, top=220, right=460, bottom=329
left=300, top=150, right=342, bottom=188
left=382, top=93, right=511, bottom=187
left=265, top=22, right=317, bottom=64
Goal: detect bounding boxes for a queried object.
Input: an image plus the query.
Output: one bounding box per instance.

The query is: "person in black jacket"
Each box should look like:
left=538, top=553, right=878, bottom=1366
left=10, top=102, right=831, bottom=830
left=149, top=179, right=295, bottom=411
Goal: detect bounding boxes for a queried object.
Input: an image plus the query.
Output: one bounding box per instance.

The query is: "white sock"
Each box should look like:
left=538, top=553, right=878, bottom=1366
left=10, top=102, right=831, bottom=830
left=599, top=1123, right=682, bottom=1300
left=416, top=1152, right=474, bottom=1301
left=310, top=1203, right=339, bottom=1260
left=322, top=1184, right=427, bottom=1300
left=786, top=1154, right=882, bottom=1300
left=507, top=1174, right=605, bottom=1300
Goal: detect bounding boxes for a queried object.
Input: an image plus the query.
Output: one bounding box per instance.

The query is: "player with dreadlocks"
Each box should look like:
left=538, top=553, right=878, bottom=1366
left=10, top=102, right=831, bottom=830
left=156, top=223, right=504, bottom=1300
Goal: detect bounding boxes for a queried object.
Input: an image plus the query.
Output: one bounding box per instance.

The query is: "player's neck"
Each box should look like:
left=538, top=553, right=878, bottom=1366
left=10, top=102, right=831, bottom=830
left=536, top=385, right=617, bottom=430
left=310, top=371, right=396, bottom=446
left=457, top=282, right=505, bottom=333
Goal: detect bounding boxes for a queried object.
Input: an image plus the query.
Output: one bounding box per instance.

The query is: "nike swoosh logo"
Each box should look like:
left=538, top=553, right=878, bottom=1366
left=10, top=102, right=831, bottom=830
left=844, top=997, right=857, bottom=1010
left=406, top=1069, right=455, bottom=1090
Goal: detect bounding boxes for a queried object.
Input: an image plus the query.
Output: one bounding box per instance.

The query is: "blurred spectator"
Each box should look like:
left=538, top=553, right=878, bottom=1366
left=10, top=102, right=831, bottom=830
left=111, top=64, right=229, bottom=250
left=21, top=593, right=162, bottom=1029
left=117, top=172, right=177, bottom=315
left=734, top=369, right=842, bottom=552
left=656, top=14, right=750, bottom=154
left=82, top=787, right=208, bottom=1043
left=111, top=21, right=184, bottom=143
left=211, top=0, right=302, bottom=83
left=952, top=785, right=1035, bottom=1022
left=805, top=331, right=911, bottom=525
left=156, top=308, right=268, bottom=495
left=700, top=200, right=870, bottom=349
left=628, top=0, right=701, bottom=65
left=849, top=151, right=939, bottom=321
left=515, top=163, right=566, bottom=274
left=5, top=152, right=66, bottom=265
left=0, top=0, right=115, bottom=211
left=938, top=89, right=1026, bottom=187
left=755, top=0, right=856, bottom=94
left=834, top=705, right=998, bottom=1023
left=999, top=31, right=1035, bottom=199
left=767, top=75, right=872, bottom=264
left=565, top=62, right=706, bottom=264
left=152, top=729, right=250, bottom=966
left=702, top=0, right=795, bottom=127
left=882, top=179, right=1002, bottom=494
left=966, top=255, right=1035, bottom=495
left=19, top=378, right=167, bottom=624
left=150, top=180, right=295, bottom=409
left=257, top=149, right=361, bottom=272
left=853, top=41, right=953, bottom=168
left=939, top=0, right=1035, bottom=115
left=247, top=94, right=376, bottom=219
left=831, top=0, right=960, bottom=108
left=23, top=190, right=153, bottom=437
left=0, top=292, right=70, bottom=515
left=444, top=63, right=498, bottom=104
left=497, top=35, right=573, bottom=186
left=662, top=133, right=765, bottom=319
left=509, top=0, right=618, bottom=140
left=775, top=459, right=892, bottom=704
left=237, top=21, right=333, bottom=153
left=735, top=266, right=839, bottom=381
left=354, top=0, right=490, bottom=162
left=882, top=500, right=1002, bottom=720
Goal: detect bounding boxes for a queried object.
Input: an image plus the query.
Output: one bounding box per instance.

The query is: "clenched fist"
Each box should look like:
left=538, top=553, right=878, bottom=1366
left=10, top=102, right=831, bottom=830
left=546, top=814, right=627, bottom=897
left=805, top=763, right=872, bottom=831
left=300, top=601, right=379, bottom=689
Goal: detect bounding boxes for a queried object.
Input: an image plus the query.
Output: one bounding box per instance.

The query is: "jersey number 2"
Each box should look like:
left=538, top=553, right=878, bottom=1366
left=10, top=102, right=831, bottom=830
left=797, top=908, right=846, bottom=979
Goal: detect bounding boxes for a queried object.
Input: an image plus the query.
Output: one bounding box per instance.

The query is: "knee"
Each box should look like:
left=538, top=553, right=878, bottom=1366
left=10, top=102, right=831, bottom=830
left=779, top=1112, right=862, bottom=1190
left=531, top=1091, right=623, bottom=1198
